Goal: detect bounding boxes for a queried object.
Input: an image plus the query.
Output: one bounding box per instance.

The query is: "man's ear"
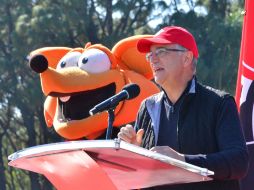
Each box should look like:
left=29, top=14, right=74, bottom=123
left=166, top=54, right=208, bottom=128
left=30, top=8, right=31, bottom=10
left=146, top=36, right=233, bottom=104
left=183, top=51, right=194, bottom=67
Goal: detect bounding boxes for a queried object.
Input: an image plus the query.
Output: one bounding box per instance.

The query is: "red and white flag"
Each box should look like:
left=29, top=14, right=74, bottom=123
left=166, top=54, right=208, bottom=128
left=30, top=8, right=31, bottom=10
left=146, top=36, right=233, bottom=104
left=235, top=0, right=254, bottom=143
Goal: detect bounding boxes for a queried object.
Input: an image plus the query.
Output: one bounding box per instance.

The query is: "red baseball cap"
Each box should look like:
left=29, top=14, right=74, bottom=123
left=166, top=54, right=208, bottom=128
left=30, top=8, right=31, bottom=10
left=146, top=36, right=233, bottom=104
left=137, top=26, right=199, bottom=58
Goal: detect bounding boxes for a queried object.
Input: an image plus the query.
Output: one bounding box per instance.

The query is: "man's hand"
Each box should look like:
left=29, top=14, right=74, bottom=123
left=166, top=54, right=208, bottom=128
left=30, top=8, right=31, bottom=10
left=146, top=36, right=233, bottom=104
left=117, top=124, right=144, bottom=146
left=150, top=146, right=185, bottom=162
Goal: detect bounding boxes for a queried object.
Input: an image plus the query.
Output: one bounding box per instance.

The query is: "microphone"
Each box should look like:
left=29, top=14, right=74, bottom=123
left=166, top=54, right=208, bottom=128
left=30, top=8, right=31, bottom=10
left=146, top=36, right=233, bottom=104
left=89, top=83, right=140, bottom=115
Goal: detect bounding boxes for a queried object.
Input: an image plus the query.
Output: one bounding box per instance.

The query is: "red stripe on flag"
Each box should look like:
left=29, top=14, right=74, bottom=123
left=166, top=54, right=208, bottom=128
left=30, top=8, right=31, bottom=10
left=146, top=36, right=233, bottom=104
left=235, top=0, right=254, bottom=107
left=235, top=2, right=254, bottom=189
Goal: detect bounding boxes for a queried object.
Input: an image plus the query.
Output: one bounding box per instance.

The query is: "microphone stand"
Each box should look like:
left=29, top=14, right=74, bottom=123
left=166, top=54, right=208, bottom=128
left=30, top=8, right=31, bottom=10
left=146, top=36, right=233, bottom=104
left=106, top=107, right=115, bottom=140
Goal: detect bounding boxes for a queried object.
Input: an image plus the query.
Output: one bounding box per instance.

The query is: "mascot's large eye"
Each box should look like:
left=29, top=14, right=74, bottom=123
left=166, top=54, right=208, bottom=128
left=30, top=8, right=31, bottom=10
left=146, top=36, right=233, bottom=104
left=60, top=61, right=66, bottom=68
left=82, top=57, right=88, bottom=64
left=78, top=49, right=110, bottom=73
left=56, top=51, right=81, bottom=70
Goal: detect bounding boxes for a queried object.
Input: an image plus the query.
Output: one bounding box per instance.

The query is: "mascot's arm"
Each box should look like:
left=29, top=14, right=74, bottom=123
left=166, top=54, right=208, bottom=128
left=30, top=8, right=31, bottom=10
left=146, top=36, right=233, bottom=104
left=112, top=35, right=154, bottom=80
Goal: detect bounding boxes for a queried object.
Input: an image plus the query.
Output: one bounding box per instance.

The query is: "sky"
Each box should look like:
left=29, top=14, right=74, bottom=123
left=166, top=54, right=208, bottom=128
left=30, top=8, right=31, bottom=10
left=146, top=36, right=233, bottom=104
left=148, top=0, right=207, bottom=28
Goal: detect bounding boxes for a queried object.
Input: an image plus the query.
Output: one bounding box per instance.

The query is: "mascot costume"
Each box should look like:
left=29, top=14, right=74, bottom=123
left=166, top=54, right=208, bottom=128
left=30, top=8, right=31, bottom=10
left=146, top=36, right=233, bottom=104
left=29, top=35, right=159, bottom=140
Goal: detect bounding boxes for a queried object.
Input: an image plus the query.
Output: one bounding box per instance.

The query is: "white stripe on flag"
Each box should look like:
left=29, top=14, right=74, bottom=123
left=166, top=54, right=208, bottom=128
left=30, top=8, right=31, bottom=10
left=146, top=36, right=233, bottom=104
left=246, top=141, right=254, bottom=145
left=243, top=60, right=254, bottom=72
left=240, top=75, right=252, bottom=105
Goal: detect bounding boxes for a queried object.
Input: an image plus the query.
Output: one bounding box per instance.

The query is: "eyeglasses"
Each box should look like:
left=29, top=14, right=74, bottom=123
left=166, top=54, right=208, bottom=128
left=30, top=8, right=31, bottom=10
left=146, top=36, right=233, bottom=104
left=146, top=47, right=186, bottom=62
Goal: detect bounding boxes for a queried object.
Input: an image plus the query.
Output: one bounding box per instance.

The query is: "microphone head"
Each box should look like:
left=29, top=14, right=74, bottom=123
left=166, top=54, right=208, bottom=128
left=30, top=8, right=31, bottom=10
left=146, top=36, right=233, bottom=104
left=122, top=83, right=140, bottom=100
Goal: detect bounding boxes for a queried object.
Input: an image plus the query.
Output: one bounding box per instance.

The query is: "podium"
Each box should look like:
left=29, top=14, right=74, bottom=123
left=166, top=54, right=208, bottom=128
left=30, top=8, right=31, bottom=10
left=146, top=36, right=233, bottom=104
left=8, top=139, right=214, bottom=190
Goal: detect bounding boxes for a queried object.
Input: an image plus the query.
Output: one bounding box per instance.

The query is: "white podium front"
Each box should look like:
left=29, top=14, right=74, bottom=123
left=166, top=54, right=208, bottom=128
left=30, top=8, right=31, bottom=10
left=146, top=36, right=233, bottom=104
left=8, top=139, right=214, bottom=190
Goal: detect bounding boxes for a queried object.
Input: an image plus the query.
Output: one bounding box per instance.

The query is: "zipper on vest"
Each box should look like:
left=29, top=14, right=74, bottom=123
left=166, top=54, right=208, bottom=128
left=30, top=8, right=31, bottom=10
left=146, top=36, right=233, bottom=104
left=177, top=95, right=187, bottom=152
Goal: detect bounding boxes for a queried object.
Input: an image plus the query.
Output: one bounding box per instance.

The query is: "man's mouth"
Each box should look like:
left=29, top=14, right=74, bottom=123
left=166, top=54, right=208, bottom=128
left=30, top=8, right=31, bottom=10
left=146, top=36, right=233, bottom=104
left=154, top=68, right=163, bottom=72
left=51, top=83, right=116, bottom=122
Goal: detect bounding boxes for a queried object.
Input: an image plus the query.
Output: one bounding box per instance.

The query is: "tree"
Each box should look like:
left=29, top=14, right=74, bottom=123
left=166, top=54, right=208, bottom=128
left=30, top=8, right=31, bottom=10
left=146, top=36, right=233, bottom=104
left=0, top=0, right=160, bottom=189
left=0, top=0, right=244, bottom=189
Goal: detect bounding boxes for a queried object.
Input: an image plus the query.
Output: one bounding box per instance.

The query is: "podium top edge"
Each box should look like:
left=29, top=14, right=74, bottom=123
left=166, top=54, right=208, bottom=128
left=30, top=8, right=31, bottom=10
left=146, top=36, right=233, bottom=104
left=8, top=139, right=214, bottom=176
left=8, top=139, right=118, bottom=161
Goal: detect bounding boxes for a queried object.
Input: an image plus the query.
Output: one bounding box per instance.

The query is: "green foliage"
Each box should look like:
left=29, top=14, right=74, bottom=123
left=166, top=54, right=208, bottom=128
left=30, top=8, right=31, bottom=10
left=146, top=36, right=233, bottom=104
left=0, top=0, right=245, bottom=189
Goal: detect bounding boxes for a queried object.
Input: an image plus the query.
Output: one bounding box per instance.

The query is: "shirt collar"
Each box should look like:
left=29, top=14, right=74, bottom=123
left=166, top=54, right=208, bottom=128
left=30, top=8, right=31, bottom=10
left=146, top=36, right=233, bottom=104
left=161, top=76, right=196, bottom=104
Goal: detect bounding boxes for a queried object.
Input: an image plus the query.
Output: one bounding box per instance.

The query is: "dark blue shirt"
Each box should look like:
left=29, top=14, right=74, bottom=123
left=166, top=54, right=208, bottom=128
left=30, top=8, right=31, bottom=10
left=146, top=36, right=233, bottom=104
left=157, top=83, right=191, bottom=150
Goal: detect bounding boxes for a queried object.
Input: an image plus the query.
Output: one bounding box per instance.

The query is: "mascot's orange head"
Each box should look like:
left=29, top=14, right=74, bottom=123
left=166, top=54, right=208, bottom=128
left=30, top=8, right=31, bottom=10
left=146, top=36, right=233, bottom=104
left=29, top=35, right=159, bottom=140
